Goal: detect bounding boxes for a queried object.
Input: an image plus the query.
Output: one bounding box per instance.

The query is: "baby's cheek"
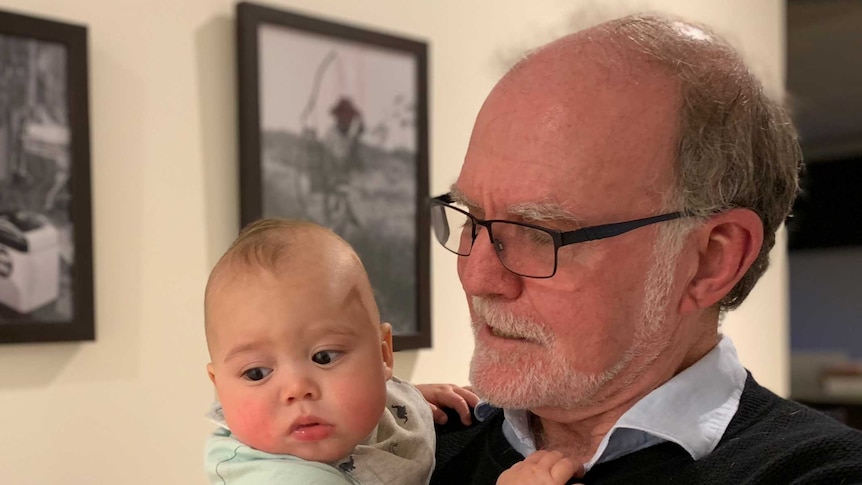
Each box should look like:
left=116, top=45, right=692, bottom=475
left=224, top=398, right=277, bottom=451
left=341, top=380, right=387, bottom=437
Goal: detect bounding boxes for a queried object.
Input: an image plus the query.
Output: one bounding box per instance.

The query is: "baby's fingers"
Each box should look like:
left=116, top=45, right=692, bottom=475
left=550, top=455, right=579, bottom=482
left=432, top=386, right=474, bottom=425
left=527, top=451, right=581, bottom=484
left=428, top=402, right=449, bottom=425
left=452, top=385, right=480, bottom=408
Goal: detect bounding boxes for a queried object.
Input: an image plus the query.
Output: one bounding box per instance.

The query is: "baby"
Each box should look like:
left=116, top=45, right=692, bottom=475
left=204, top=218, right=576, bottom=484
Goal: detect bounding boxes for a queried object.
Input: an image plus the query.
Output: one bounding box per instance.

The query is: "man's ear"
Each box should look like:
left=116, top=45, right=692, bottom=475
left=207, top=363, right=217, bottom=385
left=380, top=322, right=394, bottom=380
left=679, top=208, right=763, bottom=314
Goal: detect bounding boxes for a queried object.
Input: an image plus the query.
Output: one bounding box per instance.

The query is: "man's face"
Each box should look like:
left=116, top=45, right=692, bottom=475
left=456, top=48, right=688, bottom=410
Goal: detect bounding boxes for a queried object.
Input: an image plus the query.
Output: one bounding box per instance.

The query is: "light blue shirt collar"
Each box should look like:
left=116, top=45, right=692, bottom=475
left=477, top=336, right=747, bottom=472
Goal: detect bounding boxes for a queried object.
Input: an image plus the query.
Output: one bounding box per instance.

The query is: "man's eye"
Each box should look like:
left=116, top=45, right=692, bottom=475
left=312, top=350, right=343, bottom=365
left=242, top=367, right=272, bottom=381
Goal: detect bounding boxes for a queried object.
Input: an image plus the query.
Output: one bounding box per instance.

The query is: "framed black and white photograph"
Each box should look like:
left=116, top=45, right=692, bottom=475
left=237, top=3, right=430, bottom=350
left=0, top=9, right=93, bottom=344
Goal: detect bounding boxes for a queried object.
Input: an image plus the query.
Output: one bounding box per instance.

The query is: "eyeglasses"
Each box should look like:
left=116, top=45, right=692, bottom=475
left=430, top=193, right=688, bottom=278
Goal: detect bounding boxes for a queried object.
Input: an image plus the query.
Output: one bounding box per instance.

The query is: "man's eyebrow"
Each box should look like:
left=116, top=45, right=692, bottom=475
left=448, top=185, right=474, bottom=207
left=508, top=201, right=583, bottom=225
left=449, top=185, right=581, bottom=225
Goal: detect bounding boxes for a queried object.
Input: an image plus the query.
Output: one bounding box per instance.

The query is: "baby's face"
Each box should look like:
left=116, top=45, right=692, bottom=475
left=206, top=263, right=392, bottom=463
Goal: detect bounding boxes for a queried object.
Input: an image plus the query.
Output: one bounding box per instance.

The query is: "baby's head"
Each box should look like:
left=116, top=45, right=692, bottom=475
left=205, top=219, right=394, bottom=462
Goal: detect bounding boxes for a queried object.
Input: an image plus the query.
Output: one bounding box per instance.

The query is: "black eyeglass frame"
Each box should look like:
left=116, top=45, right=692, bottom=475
left=430, top=193, right=689, bottom=278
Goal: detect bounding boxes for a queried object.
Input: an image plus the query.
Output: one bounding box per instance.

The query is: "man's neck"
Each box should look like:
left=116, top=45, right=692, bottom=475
left=530, top=389, right=646, bottom=463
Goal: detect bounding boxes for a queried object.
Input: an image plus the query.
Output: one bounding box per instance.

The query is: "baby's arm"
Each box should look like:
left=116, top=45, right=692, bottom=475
left=413, top=383, right=480, bottom=425
left=497, top=450, right=580, bottom=485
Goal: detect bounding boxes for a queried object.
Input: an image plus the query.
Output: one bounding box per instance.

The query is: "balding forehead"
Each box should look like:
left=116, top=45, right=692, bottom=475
left=505, top=33, right=661, bottom=94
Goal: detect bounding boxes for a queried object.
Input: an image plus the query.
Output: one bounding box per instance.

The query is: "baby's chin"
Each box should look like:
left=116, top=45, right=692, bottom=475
left=246, top=438, right=354, bottom=464
left=228, top=419, right=366, bottom=463
left=286, top=445, right=355, bottom=464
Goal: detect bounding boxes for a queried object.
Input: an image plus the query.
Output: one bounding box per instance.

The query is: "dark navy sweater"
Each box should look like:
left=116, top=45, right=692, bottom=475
left=432, top=375, right=862, bottom=484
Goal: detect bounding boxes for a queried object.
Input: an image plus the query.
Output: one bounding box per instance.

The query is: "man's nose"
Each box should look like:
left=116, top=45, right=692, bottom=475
left=457, top=227, right=522, bottom=300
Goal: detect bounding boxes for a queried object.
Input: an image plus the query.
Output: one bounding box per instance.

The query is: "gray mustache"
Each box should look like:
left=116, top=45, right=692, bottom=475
left=471, top=296, right=553, bottom=346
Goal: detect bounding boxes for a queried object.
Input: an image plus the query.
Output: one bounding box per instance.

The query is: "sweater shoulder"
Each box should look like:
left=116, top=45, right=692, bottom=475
left=711, top=374, right=862, bottom=483
left=725, top=374, right=862, bottom=443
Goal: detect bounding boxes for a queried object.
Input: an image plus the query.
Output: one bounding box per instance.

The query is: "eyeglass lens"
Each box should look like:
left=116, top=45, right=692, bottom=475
left=431, top=203, right=557, bottom=277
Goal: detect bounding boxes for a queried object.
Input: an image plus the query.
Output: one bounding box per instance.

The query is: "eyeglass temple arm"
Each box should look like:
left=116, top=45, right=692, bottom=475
left=561, top=212, right=685, bottom=245
left=433, top=193, right=455, bottom=204
left=432, top=194, right=688, bottom=246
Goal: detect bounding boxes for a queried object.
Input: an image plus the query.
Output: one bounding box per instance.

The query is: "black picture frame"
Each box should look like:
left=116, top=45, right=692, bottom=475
left=0, top=9, right=94, bottom=344
left=237, top=3, right=430, bottom=350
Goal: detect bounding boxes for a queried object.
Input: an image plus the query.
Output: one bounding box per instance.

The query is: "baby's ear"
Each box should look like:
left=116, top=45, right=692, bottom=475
left=379, top=322, right=394, bottom=380
left=207, top=363, right=216, bottom=385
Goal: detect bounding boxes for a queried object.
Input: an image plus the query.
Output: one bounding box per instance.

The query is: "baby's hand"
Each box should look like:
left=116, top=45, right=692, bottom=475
left=414, top=383, right=479, bottom=425
left=497, top=450, right=580, bottom=485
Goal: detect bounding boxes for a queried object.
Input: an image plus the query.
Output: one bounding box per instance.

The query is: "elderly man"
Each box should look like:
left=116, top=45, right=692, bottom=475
left=429, top=14, right=862, bottom=485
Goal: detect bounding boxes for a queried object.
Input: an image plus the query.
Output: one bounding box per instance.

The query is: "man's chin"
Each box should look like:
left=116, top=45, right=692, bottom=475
left=470, top=357, right=611, bottom=410
left=470, top=360, right=540, bottom=409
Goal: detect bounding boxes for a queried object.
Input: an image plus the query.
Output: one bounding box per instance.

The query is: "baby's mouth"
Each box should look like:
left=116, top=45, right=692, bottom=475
left=290, top=418, right=335, bottom=441
left=291, top=416, right=329, bottom=431
left=295, top=422, right=320, bottom=430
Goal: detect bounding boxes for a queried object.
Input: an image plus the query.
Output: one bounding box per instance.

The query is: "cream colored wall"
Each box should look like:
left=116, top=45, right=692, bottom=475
left=0, top=1, right=786, bottom=483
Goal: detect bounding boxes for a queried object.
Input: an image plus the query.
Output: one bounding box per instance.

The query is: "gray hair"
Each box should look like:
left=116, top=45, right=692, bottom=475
left=599, top=15, right=803, bottom=310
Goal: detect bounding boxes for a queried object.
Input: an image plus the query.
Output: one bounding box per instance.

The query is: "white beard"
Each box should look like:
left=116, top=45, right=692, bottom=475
left=468, top=296, right=629, bottom=409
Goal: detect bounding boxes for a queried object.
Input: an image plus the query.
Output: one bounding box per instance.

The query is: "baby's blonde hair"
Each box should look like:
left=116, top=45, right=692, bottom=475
left=204, top=218, right=374, bottom=344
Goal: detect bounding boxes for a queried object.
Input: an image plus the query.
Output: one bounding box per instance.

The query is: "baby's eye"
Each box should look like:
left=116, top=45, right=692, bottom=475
left=242, top=367, right=272, bottom=381
left=312, top=350, right=343, bottom=366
